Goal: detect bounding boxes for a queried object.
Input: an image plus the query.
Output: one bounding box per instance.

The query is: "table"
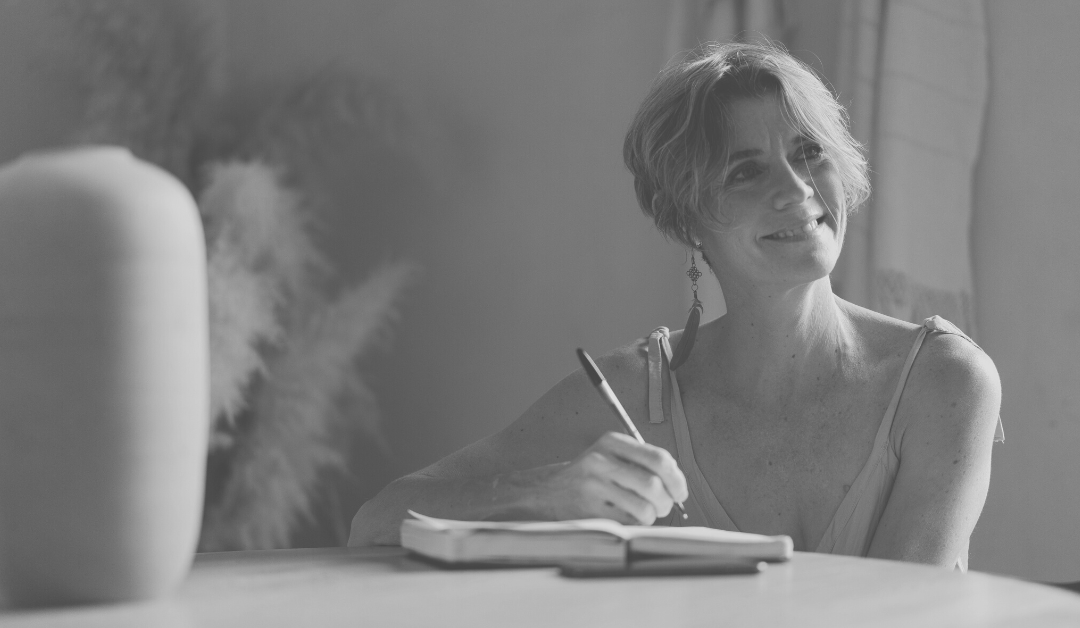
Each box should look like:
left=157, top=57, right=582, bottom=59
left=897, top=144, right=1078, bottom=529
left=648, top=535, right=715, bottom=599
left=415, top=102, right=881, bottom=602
left=1, top=548, right=1078, bottom=627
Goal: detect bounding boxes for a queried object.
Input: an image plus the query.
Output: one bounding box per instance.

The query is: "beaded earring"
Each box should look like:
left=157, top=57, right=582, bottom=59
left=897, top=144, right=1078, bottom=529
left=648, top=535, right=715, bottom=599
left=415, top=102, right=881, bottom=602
left=668, top=249, right=704, bottom=370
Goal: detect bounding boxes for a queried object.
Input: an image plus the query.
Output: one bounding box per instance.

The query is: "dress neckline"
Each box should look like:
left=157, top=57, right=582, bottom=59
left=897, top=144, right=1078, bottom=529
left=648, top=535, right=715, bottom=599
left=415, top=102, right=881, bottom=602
left=650, top=320, right=934, bottom=550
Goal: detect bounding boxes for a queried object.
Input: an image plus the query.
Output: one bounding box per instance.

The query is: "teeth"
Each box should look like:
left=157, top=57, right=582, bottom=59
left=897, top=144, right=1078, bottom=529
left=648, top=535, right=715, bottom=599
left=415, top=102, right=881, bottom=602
left=769, top=219, right=819, bottom=239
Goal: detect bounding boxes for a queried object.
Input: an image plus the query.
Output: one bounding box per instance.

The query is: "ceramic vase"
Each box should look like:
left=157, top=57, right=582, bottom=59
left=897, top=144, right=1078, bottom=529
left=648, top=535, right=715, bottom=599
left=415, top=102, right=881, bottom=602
left=0, top=146, right=208, bottom=607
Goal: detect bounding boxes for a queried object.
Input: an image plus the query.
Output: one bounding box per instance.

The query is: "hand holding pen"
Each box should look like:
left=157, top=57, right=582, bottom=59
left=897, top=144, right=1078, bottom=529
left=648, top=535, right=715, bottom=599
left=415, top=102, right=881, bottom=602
left=477, top=348, right=689, bottom=526
left=576, top=348, right=689, bottom=521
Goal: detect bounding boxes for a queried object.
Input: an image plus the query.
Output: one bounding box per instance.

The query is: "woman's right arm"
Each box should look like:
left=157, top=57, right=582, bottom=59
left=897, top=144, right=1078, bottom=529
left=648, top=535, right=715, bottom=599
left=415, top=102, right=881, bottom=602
left=347, top=348, right=688, bottom=546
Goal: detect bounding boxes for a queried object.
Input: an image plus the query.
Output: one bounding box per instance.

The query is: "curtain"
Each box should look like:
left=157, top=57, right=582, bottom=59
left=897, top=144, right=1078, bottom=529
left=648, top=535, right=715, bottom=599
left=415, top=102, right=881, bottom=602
left=832, top=0, right=989, bottom=337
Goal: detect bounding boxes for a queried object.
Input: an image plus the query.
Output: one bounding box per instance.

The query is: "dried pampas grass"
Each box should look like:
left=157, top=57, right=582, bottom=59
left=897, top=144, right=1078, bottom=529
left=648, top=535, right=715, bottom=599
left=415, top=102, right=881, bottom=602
left=198, top=159, right=415, bottom=549
left=200, top=161, right=322, bottom=446
left=200, top=260, right=414, bottom=551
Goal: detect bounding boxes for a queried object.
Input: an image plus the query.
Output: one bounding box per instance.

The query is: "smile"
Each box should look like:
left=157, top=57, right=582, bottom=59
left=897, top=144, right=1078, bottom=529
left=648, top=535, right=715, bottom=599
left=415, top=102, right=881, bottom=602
left=762, top=217, right=826, bottom=241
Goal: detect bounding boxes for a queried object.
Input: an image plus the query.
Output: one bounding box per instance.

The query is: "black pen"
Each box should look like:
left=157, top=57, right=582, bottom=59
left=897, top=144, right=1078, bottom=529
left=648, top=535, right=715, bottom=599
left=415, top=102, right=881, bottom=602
left=576, top=348, right=688, bottom=520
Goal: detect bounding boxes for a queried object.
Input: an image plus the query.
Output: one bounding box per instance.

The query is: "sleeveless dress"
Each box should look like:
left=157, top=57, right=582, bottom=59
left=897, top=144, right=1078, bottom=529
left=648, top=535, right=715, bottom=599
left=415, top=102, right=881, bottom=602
left=646, top=316, right=1004, bottom=572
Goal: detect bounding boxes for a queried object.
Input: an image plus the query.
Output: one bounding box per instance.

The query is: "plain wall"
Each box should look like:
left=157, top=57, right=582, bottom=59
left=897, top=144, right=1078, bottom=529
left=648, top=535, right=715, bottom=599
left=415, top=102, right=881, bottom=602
left=0, top=2, right=85, bottom=165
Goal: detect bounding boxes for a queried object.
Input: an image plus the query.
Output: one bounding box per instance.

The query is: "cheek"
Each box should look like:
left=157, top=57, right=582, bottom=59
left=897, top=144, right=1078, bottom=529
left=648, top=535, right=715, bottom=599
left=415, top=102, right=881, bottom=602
left=813, top=167, right=845, bottom=214
left=833, top=211, right=848, bottom=246
left=712, top=192, right=757, bottom=228
left=707, top=226, right=760, bottom=266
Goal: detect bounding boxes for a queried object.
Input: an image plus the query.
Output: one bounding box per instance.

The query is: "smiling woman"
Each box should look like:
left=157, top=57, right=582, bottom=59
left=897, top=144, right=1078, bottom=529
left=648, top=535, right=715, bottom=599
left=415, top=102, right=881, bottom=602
left=695, top=95, right=844, bottom=291
left=348, top=41, right=1003, bottom=572
left=624, top=43, right=869, bottom=253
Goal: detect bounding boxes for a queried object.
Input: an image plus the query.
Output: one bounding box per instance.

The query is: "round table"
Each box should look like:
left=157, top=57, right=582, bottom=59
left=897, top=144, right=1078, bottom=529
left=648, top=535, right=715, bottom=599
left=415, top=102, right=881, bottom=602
left=1, top=548, right=1078, bottom=627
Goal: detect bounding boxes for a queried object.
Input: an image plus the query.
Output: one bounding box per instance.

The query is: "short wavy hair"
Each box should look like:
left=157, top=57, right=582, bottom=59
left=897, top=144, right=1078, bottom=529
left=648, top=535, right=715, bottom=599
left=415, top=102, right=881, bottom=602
left=623, top=41, right=869, bottom=249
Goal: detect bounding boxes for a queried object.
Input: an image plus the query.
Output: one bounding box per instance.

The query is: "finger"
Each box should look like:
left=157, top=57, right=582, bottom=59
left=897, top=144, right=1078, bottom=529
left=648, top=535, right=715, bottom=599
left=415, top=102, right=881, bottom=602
left=595, top=432, right=689, bottom=503
left=590, top=479, right=658, bottom=525
left=582, top=450, right=673, bottom=519
left=607, top=460, right=674, bottom=518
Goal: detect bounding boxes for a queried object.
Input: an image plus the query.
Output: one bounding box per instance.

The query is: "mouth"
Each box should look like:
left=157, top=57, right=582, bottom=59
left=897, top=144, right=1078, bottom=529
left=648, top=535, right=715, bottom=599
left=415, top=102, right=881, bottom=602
left=761, top=216, right=828, bottom=241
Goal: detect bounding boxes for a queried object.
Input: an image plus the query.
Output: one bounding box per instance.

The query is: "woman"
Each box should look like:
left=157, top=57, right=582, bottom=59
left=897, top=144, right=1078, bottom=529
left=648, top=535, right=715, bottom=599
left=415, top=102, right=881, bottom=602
left=349, top=42, right=1002, bottom=570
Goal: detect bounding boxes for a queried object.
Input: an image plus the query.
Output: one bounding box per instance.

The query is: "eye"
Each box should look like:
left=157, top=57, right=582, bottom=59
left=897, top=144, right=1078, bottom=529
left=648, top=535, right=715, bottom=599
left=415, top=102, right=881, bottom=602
left=795, top=142, right=825, bottom=163
left=725, top=161, right=763, bottom=186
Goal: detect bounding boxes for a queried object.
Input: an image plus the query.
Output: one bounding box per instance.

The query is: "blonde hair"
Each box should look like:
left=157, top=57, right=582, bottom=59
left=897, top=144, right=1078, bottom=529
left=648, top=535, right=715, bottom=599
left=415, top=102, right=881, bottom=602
left=623, top=41, right=869, bottom=249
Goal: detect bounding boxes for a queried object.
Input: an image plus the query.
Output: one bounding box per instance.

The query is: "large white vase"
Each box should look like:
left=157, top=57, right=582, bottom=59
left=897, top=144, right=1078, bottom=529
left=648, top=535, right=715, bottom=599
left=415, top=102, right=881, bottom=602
left=0, top=146, right=208, bottom=607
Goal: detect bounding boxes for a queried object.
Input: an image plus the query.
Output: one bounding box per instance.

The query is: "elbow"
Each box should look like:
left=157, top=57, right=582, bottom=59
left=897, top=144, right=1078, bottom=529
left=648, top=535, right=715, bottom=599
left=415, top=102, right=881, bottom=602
left=346, top=477, right=414, bottom=547
left=348, top=500, right=393, bottom=547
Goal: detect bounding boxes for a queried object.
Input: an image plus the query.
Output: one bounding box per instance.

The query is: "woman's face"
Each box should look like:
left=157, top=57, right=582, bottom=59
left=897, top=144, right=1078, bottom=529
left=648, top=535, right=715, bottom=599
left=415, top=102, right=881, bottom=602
left=698, top=94, right=845, bottom=297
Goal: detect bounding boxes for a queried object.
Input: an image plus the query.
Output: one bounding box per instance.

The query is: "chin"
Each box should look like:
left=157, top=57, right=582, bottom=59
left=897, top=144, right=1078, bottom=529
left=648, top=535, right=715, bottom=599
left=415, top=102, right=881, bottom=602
left=777, top=250, right=838, bottom=288
left=782, top=238, right=839, bottom=270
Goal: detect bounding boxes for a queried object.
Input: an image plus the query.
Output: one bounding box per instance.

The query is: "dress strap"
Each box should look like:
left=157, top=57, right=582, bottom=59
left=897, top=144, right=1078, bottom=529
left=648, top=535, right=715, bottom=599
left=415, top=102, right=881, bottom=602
left=875, top=323, right=933, bottom=452
left=921, top=316, right=1005, bottom=443
left=647, top=328, right=670, bottom=424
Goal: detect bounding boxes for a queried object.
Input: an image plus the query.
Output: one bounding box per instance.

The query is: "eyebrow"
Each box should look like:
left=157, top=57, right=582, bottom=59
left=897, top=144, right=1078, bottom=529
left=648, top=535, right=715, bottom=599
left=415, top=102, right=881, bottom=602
left=725, top=135, right=817, bottom=163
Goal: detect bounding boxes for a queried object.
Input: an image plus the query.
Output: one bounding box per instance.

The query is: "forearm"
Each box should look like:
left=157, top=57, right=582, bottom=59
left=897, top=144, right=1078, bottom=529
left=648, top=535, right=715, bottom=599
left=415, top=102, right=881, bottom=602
left=347, top=466, right=558, bottom=546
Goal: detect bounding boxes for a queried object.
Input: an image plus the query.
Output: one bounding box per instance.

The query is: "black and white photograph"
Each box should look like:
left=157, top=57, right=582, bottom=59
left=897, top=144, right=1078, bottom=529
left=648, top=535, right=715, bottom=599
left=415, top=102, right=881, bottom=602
left=0, top=0, right=1077, bottom=625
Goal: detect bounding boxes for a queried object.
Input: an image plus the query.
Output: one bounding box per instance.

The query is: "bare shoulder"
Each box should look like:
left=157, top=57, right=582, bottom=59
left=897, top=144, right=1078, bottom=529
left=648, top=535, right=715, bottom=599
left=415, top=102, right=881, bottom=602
left=580, top=335, right=654, bottom=422
left=488, top=335, right=653, bottom=463
left=907, top=321, right=1001, bottom=414
left=590, top=335, right=652, bottom=394
left=898, top=319, right=1002, bottom=452
left=533, top=335, right=650, bottom=409
left=835, top=300, right=1000, bottom=446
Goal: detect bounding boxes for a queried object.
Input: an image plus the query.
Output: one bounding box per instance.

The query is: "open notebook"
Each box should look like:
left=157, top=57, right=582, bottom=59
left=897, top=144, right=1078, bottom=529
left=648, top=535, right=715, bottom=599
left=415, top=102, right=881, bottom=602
left=400, top=511, right=793, bottom=566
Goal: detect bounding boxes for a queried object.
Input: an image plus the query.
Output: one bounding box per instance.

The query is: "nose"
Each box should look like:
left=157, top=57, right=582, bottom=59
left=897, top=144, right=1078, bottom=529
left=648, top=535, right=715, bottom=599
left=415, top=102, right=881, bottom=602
left=772, top=159, right=815, bottom=210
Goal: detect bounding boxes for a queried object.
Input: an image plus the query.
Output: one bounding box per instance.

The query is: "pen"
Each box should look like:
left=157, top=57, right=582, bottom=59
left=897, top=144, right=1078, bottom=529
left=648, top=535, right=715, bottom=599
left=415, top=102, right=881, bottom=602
left=576, top=348, right=688, bottom=520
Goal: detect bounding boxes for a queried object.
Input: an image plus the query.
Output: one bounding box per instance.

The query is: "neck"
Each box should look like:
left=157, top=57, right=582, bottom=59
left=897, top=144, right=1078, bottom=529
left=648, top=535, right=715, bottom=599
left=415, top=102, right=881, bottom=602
left=695, top=276, right=853, bottom=396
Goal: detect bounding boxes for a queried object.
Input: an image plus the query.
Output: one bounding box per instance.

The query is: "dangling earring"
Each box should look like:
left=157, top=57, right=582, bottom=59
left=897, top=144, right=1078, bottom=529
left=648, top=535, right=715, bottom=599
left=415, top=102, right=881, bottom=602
left=669, top=249, right=704, bottom=370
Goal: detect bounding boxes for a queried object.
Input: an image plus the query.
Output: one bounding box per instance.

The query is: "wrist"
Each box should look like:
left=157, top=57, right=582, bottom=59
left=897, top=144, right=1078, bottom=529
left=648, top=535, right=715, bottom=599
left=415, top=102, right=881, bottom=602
left=484, top=463, right=564, bottom=521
